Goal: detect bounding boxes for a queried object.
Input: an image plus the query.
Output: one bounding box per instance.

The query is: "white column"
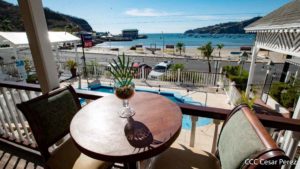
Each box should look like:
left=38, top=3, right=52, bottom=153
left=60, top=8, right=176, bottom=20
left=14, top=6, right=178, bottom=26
left=18, top=0, right=59, bottom=93
left=211, top=119, right=221, bottom=153
left=190, top=116, right=198, bottom=147
left=246, top=45, right=259, bottom=96
left=284, top=71, right=291, bottom=83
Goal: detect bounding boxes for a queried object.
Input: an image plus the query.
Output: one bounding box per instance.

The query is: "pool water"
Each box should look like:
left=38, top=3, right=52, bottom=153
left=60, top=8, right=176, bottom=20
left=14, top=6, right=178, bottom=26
left=87, top=85, right=212, bottom=129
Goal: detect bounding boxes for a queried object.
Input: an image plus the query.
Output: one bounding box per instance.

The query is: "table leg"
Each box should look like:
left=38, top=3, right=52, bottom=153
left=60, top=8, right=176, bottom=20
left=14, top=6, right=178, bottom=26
left=125, top=162, right=137, bottom=169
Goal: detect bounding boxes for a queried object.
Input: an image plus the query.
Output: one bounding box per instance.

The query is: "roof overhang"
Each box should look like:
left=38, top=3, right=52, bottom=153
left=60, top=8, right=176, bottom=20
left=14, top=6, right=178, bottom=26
left=245, top=27, right=300, bottom=33
left=245, top=0, right=300, bottom=33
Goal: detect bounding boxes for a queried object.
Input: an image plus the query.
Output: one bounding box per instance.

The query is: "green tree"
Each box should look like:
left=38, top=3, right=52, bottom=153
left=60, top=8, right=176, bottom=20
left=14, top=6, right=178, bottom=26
left=0, top=19, right=12, bottom=31
left=176, top=42, right=185, bottom=55
left=198, top=42, right=214, bottom=73
left=171, top=63, right=184, bottom=71
left=65, top=24, right=80, bottom=34
left=217, top=43, right=224, bottom=57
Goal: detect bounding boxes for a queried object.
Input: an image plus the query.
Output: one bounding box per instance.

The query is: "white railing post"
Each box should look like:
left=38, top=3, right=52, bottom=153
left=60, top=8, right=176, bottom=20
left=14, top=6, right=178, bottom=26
left=285, top=71, right=291, bottom=83
left=17, top=90, right=37, bottom=145
left=142, top=66, right=145, bottom=81
left=211, top=119, right=221, bottom=153
left=295, top=157, right=300, bottom=169
left=282, top=132, right=300, bottom=169
left=281, top=97, right=300, bottom=169
left=0, top=109, right=10, bottom=137
left=1, top=87, right=24, bottom=142
left=190, top=116, right=198, bottom=147
left=227, top=82, right=234, bottom=105
left=0, top=90, right=16, bottom=139
left=177, top=69, right=181, bottom=85
left=9, top=89, right=33, bottom=144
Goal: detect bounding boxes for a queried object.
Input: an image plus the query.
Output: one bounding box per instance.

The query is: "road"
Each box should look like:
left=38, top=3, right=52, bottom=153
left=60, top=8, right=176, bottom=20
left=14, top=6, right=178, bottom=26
left=59, top=51, right=298, bottom=83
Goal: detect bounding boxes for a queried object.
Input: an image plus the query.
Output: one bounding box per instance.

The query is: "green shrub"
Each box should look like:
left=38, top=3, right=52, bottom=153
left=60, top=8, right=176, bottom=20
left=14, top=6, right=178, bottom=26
left=26, top=74, right=38, bottom=84
left=280, top=88, right=297, bottom=108
left=269, top=81, right=300, bottom=108
left=269, top=82, right=289, bottom=103
left=223, top=65, right=249, bottom=91
left=171, top=63, right=184, bottom=71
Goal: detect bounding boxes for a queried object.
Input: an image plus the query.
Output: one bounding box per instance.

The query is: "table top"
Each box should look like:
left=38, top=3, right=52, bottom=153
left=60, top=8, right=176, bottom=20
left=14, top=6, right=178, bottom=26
left=70, top=92, right=182, bottom=162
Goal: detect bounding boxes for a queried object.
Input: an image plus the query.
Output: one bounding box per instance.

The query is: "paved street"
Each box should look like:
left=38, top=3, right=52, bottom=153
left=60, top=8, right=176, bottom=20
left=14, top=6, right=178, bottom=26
left=57, top=51, right=299, bottom=83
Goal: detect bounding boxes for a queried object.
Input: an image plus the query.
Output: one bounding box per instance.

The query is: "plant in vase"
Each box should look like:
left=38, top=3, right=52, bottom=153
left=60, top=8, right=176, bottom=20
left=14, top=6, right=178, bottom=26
left=66, top=59, right=77, bottom=78
left=109, top=54, right=135, bottom=118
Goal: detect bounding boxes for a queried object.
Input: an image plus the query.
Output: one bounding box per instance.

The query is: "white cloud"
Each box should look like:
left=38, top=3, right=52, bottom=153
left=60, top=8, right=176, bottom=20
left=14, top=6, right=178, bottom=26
left=125, top=8, right=181, bottom=17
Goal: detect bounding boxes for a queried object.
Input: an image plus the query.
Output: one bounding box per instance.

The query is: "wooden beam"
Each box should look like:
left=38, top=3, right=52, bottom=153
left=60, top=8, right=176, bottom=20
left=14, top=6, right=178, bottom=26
left=18, top=0, right=59, bottom=93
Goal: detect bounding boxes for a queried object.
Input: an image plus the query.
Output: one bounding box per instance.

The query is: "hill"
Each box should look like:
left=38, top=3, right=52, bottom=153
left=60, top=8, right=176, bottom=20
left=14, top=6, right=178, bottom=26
left=0, top=0, right=93, bottom=32
left=184, top=17, right=261, bottom=34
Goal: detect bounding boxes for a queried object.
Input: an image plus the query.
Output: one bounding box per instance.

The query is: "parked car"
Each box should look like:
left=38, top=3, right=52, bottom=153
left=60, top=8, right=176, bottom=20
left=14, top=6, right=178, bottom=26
left=148, top=61, right=172, bottom=79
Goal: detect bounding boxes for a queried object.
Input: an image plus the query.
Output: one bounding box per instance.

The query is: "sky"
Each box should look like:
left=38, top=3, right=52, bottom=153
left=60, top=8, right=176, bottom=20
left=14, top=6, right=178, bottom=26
left=7, top=0, right=291, bottom=34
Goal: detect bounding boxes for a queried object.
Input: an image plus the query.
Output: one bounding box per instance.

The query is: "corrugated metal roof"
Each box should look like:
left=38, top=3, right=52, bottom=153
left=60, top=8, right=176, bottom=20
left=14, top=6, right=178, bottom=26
left=245, top=0, right=300, bottom=32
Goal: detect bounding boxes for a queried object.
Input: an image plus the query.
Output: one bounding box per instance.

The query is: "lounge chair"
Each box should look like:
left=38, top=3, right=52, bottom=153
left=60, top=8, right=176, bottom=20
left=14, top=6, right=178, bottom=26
left=152, top=104, right=289, bottom=169
left=17, top=86, right=112, bottom=169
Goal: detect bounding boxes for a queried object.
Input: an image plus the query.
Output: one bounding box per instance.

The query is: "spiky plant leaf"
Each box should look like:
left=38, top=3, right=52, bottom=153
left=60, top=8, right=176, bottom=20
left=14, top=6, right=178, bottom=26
left=108, top=53, right=134, bottom=86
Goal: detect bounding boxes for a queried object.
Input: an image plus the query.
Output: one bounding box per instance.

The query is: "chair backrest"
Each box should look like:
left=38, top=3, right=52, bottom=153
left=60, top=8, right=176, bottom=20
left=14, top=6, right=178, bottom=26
left=17, top=85, right=81, bottom=160
left=217, top=105, right=288, bottom=169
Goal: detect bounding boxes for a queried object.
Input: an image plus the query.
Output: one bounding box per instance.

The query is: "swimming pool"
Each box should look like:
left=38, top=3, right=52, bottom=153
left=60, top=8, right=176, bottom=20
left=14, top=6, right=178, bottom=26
left=87, top=85, right=212, bottom=129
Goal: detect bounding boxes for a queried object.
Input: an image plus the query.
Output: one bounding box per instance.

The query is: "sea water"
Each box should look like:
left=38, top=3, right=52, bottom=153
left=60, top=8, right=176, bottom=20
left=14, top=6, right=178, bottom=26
left=96, top=33, right=255, bottom=48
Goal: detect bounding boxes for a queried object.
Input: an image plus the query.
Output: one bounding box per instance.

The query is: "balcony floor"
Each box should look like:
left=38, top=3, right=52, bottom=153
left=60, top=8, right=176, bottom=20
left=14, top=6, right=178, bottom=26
left=0, top=123, right=218, bottom=169
left=0, top=140, right=44, bottom=169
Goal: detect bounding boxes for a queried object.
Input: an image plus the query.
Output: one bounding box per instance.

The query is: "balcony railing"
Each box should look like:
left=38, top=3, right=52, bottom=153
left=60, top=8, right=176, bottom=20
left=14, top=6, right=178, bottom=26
left=0, top=80, right=299, bottom=168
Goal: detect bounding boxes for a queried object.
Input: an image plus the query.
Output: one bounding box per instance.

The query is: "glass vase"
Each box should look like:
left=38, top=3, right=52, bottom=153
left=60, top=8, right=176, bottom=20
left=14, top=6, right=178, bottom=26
left=114, top=82, right=135, bottom=118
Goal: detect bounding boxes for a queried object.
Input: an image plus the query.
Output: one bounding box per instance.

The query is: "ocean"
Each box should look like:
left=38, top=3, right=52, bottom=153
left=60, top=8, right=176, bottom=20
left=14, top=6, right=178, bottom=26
left=95, top=33, right=255, bottom=48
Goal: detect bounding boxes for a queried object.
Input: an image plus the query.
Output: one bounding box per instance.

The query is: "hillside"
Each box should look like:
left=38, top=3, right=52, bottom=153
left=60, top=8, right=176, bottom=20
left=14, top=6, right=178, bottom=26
left=184, top=17, right=261, bottom=34
left=0, top=0, right=93, bottom=32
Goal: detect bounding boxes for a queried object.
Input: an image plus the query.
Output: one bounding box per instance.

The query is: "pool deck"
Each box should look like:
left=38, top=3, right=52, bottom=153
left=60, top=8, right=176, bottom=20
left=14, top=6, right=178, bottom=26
left=62, top=79, right=231, bottom=152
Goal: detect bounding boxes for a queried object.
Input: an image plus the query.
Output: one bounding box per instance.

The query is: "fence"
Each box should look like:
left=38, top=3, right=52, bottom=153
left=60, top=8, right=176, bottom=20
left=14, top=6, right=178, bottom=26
left=79, top=64, right=228, bottom=88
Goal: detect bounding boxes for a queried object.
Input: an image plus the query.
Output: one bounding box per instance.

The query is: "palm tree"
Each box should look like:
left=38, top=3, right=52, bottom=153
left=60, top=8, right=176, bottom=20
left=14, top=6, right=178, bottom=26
left=176, top=42, right=185, bottom=55
left=217, top=43, right=224, bottom=57
left=198, top=42, right=214, bottom=73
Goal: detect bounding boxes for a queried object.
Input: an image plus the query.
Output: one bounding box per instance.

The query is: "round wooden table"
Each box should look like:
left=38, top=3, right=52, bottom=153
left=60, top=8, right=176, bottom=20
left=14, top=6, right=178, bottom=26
left=70, top=92, right=182, bottom=169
